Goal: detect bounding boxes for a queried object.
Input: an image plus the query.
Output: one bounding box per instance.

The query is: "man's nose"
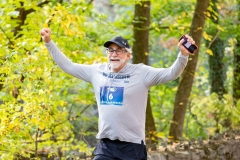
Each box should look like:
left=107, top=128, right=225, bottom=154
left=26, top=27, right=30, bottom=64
left=111, top=51, right=118, bottom=56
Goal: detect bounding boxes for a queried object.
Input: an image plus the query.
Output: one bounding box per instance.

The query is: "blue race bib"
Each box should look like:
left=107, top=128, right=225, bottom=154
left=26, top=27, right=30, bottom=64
left=100, top=86, right=124, bottom=106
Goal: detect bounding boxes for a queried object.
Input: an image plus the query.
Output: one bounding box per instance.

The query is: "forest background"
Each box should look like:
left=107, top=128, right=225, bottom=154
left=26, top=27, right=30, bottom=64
left=0, top=0, right=239, bottom=159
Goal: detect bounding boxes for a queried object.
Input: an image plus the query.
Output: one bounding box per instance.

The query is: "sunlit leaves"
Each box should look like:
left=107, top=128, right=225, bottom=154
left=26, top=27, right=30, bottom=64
left=203, top=31, right=212, bottom=41
left=190, top=93, right=240, bottom=136
left=0, top=0, right=239, bottom=158
left=206, top=49, right=213, bottom=55
left=0, top=0, right=106, bottom=158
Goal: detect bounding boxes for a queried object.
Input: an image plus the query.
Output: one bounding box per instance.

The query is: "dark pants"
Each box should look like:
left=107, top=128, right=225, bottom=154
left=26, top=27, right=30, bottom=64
left=92, top=138, right=147, bottom=160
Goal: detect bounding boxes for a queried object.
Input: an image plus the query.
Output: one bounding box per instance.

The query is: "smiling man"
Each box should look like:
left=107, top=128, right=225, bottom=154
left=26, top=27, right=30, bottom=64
left=40, top=28, right=195, bottom=160
left=104, top=36, right=131, bottom=72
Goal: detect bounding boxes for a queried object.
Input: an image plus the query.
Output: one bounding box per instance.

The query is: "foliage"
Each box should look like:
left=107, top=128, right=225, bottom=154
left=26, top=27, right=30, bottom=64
left=186, top=93, right=240, bottom=138
left=0, top=0, right=113, bottom=158
left=149, top=0, right=239, bottom=141
left=0, top=0, right=239, bottom=158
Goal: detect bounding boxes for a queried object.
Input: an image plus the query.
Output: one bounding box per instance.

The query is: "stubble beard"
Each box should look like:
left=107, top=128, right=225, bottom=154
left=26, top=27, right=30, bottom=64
left=109, top=58, right=126, bottom=71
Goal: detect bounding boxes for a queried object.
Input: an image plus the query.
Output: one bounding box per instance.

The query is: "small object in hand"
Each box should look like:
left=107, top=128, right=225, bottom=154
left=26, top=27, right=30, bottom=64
left=179, top=35, right=198, bottom=54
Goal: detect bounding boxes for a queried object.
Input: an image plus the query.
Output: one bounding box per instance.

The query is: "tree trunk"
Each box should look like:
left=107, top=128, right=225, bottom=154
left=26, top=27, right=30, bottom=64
left=6, top=1, right=53, bottom=98
left=132, top=1, right=157, bottom=149
left=207, top=0, right=226, bottom=100
left=132, top=1, right=150, bottom=65
left=233, top=41, right=240, bottom=105
left=233, top=0, right=240, bottom=105
left=206, top=0, right=227, bottom=132
left=169, top=0, right=210, bottom=141
left=208, top=37, right=226, bottom=98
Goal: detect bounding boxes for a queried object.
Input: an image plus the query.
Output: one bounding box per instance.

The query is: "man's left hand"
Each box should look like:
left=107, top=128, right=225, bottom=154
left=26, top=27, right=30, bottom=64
left=178, top=35, right=196, bottom=56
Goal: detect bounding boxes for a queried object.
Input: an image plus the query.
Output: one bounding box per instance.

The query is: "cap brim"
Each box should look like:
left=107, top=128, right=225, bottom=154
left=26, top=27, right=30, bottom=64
left=104, top=41, right=126, bottom=48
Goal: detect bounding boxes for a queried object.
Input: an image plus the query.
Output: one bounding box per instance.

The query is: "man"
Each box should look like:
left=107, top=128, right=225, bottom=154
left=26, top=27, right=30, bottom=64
left=40, top=28, right=195, bottom=160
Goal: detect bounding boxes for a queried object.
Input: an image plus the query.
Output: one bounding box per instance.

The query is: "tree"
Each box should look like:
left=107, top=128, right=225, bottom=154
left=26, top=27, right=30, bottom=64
left=0, top=0, right=109, bottom=158
left=233, top=0, right=240, bottom=105
left=1, top=0, right=239, bottom=158
left=132, top=0, right=157, bottom=149
left=206, top=0, right=226, bottom=100
left=169, top=0, right=210, bottom=140
left=205, top=0, right=228, bottom=133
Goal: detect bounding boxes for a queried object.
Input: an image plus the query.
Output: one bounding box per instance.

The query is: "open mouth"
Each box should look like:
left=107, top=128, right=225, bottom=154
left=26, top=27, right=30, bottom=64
left=110, top=59, right=120, bottom=62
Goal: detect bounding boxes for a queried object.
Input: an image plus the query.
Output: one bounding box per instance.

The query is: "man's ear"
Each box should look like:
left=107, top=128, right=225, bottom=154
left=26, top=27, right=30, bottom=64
left=127, top=53, right=131, bottom=60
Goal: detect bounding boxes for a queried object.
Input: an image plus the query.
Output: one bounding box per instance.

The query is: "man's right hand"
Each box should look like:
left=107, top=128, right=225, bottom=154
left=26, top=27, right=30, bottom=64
left=40, top=28, right=51, bottom=43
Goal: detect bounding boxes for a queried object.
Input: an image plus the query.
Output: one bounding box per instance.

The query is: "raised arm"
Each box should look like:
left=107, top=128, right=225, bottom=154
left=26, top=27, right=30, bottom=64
left=39, top=28, right=94, bottom=83
left=142, top=35, right=196, bottom=87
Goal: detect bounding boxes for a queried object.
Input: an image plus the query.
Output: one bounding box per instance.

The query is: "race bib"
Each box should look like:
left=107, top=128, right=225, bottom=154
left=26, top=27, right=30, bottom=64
left=100, top=86, right=124, bottom=106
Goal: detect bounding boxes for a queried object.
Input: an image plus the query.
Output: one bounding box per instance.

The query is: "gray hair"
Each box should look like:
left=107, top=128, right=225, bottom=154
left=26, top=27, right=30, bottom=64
left=126, top=48, right=133, bottom=59
left=126, top=48, right=132, bottom=54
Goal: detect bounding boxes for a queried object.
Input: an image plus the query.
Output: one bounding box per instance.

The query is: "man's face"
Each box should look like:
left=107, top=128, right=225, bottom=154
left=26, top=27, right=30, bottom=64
left=107, top=43, right=130, bottom=72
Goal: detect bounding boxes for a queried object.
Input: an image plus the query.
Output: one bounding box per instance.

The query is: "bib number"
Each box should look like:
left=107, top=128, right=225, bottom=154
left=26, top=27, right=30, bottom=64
left=100, top=86, right=124, bottom=106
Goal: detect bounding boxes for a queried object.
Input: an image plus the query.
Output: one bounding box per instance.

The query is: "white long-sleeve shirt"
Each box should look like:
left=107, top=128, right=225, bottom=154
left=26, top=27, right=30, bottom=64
left=45, top=40, right=188, bottom=144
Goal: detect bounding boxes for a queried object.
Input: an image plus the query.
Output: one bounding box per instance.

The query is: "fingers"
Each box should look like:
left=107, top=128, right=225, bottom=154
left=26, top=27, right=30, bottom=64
left=178, top=38, right=185, bottom=47
left=185, top=35, right=195, bottom=44
left=40, top=28, right=51, bottom=36
left=40, top=28, right=51, bottom=43
left=178, top=34, right=196, bottom=56
left=178, top=35, right=195, bottom=47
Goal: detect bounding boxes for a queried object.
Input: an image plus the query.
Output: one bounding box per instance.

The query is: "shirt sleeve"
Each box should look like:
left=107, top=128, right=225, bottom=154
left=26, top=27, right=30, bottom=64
left=141, top=52, right=188, bottom=87
left=44, top=40, right=95, bottom=83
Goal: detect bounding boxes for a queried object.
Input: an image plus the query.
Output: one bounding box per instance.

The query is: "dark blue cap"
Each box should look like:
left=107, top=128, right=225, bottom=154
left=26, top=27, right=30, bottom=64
left=104, top=36, right=130, bottom=49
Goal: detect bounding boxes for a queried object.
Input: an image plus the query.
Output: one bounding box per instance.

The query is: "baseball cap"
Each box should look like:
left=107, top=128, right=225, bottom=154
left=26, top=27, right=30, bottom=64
left=104, top=36, right=130, bottom=49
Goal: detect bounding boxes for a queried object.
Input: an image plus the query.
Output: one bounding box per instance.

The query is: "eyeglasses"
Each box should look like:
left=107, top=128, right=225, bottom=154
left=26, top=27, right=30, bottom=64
left=106, top=48, right=127, bottom=55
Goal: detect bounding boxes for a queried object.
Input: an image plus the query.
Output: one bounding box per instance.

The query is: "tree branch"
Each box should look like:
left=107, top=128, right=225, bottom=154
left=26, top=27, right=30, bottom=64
left=68, top=105, right=91, bottom=121
left=207, top=30, right=221, bottom=49
left=0, top=27, right=14, bottom=46
left=35, top=128, right=39, bottom=157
